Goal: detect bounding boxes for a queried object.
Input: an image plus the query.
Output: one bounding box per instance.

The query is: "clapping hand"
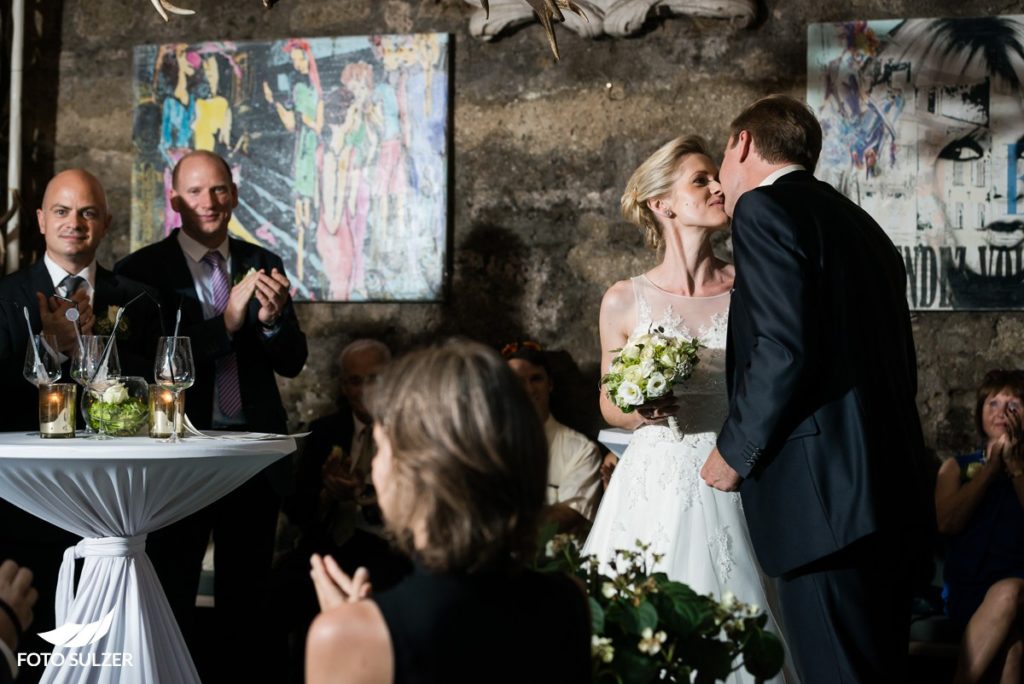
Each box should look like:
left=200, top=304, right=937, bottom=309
left=254, top=268, right=291, bottom=328
left=0, top=559, right=37, bottom=652
left=310, top=554, right=371, bottom=612
left=37, top=289, right=93, bottom=353
left=1000, top=407, right=1024, bottom=476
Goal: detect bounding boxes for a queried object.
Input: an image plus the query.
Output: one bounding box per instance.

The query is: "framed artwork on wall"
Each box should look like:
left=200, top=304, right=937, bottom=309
left=808, top=17, right=1024, bottom=310
left=131, top=33, right=449, bottom=302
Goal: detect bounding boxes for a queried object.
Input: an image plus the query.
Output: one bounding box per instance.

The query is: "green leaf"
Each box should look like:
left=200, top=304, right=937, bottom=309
left=655, top=582, right=714, bottom=639
left=635, top=600, right=658, bottom=633
left=589, top=597, right=605, bottom=634
left=685, top=638, right=734, bottom=682
left=614, top=648, right=659, bottom=684
left=742, top=629, right=785, bottom=680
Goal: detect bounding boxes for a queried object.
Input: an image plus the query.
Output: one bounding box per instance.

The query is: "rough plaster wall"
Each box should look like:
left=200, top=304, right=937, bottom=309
left=48, top=0, right=1024, bottom=458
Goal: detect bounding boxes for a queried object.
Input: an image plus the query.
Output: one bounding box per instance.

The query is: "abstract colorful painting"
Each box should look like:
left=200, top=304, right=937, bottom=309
left=131, top=34, right=449, bottom=302
left=808, top=17, right=1024, bottom=310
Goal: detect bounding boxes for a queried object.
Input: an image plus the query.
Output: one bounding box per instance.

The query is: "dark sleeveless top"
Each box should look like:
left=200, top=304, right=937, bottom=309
left=943, top=449, right=1024, bottom=626
left=372, top=563, right=592, bottom=683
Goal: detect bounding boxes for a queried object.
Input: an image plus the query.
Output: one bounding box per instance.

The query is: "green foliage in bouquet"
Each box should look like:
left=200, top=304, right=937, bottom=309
left=87, top=397, right=148, bottom=436
left=539, top=529, right=784, bottom=683
left=601, top=327, right=702, bottom=413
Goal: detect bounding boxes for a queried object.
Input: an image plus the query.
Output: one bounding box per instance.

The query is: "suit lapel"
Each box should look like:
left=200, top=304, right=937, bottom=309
left=162, top=231, right=206, bottom=325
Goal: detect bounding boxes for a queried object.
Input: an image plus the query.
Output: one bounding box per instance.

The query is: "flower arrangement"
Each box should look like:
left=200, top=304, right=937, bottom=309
left=540, top=531, right=784, bottom=683
left=93, top=305, right=129, bottom=336
left=85, top=378, right=149, bottom=436
left=601, top=326, right=701, bottom=439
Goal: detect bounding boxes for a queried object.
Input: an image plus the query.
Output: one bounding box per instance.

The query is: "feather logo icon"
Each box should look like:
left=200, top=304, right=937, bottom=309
left=37, top=609, right=116, bottom=648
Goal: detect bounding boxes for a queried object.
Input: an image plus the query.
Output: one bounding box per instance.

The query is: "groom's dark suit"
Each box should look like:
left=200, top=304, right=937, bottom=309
left=0, top=259, right=161, bottom=668
left=718, top=170, right=933, bottom=682
left=115, top=229, right=306, bottom=676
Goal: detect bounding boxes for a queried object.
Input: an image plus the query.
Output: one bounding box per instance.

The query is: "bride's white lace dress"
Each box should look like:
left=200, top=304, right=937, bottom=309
left=583, top=275, right=789, bottom=684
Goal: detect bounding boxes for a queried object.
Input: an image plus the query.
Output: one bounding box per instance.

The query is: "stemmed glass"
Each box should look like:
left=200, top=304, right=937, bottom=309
left=153, top=337, right=194, bottom=444
left=23, top=333, right=62, bottom=387
left=71, top=335, right=121, bottom=438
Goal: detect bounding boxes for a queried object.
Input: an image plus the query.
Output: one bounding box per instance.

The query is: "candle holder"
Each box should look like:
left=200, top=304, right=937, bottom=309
left=148, top=385, right=185, bottom=439
left=39, top=384, right=76, bottom=439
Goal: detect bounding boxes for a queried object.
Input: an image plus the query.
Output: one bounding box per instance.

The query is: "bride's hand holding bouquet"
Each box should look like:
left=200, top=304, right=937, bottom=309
left=601, top=326, right=701, bottom=440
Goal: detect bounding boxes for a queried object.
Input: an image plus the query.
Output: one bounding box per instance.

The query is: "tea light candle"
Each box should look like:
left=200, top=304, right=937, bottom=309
left=149, top=386, right=183, bottom=438
left=39, top=384, right=75, bottom=439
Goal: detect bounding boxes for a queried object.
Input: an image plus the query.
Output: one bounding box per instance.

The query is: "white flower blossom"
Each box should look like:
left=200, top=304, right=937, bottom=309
left=601, top=582, right=616, bottom=599
left=647, top=372, right=667, bottom=396
left=638, top=628, right=667, bottom=655
left=101, top=383, right=129, bottom=404
left=623, top=365, right=643, bottom=384
left=592, top=635, right=615, bottom=663
left=616, top=381, right=644, bottom=407
left=720, top=591, right=737, bottom=609
left=640, top=359, right=656, bottom=378
left=621, top=343, right=642, bottom=361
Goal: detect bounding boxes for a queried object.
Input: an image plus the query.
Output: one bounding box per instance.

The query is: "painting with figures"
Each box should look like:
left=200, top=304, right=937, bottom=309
left=807, top=17, right=1024, bottom=310
left=131, top=34, right=449, bottom=302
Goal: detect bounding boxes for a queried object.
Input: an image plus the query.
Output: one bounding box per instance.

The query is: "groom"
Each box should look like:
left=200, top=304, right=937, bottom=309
left=700, top=95, right=933, bottom=682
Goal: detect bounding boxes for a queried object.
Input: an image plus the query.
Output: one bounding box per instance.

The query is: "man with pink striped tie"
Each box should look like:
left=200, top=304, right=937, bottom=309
left=116, top=150, right=308, bottom=680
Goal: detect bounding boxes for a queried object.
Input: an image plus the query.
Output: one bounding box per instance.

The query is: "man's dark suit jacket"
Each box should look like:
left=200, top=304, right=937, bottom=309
left=0, top=259, right=163, bottom=433
left=718, top=170, right=933, bottom=577
left=114, top=229, right=307, bottom=493
left=0, top=258, right=162, bottom=646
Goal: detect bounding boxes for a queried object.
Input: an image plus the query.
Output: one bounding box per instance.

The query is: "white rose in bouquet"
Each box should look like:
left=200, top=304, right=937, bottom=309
left=101, top=383, right=129, bottom=404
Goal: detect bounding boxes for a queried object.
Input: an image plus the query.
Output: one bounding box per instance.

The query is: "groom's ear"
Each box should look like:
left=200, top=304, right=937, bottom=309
left=736, top=130, right=753, bottom=163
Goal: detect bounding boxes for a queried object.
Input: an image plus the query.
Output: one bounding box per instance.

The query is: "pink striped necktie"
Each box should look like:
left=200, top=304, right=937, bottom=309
left=201, top=250, right=243, bottom=418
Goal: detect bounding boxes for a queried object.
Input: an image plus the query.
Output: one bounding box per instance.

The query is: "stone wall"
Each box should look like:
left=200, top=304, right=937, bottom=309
left=34, top=0, right=1024, bottom=457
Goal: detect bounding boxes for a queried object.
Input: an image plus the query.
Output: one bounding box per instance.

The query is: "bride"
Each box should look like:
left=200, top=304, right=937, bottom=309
left=583, top=135, right=790, bottom=684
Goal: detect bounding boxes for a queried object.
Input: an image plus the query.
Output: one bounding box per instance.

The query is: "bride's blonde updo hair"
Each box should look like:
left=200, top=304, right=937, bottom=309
left=621, top=135, right=711, bottom=249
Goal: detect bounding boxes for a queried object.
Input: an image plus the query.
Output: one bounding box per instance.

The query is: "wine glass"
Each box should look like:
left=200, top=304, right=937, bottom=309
left=71, top=335, right=121, bottom=438
left=154, top=337, right=194, bottom=444
left=23, top=333, right=62, bottom=387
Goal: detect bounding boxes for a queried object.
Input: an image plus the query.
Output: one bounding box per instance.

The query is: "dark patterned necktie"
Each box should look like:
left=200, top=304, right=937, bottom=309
left=60, top=275, right=85, bottom=296
left=200, top=251, right=242, bottom=418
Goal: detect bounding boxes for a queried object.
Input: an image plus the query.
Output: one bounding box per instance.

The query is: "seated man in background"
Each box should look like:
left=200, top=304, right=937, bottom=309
left=274, top=338, right=410, bottom=682
left=503, top=341, right=602, bottom=533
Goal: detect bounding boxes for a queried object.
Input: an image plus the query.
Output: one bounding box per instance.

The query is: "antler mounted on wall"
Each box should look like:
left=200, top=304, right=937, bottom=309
left=465, top=0, right=757, bottom=59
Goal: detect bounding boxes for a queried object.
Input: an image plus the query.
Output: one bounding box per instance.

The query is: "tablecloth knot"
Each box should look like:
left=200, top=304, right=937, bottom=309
left=56, top=535, right=148, bottom=625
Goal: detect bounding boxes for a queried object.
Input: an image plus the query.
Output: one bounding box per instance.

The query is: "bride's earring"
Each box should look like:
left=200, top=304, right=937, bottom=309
left=665, top=210, right=676, bottom=218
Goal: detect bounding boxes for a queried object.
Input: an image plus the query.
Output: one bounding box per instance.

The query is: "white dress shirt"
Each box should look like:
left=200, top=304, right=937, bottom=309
left=544, top=416, right=602, bottom=521
left=43, top=253, right=96, bottom=305
left=759, top=164, right=806, bottom=187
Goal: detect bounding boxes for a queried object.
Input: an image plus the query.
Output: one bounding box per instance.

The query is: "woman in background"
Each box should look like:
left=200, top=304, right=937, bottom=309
left=305, top=340, right=591, bottom=684
left=937, top=369, right=1024, bottom=683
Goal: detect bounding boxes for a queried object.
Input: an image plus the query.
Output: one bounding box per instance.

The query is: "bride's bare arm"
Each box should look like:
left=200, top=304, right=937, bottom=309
left=599, top=281, right=645, bottom=429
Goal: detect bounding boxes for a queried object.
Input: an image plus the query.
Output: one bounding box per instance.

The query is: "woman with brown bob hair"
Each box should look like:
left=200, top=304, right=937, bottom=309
left=305, top=339, right=592, bottom=684
left=936, top=369, right=1024, bottom=683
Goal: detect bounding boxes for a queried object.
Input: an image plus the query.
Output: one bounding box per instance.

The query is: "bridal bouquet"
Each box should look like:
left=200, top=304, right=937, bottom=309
left=539, top=531, right=784, bottom=683
left=601, top=326, right=701, bottom=439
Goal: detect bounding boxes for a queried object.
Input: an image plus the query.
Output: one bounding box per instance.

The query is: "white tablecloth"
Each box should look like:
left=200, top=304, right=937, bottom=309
left=0, top=432, right=296, bottom=684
